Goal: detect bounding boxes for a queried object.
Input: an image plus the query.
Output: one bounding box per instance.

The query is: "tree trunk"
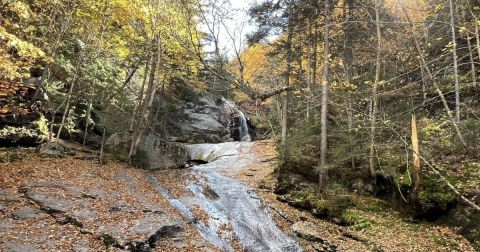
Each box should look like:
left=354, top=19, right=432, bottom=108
left=128, top=40, right=161, bottom=160
left=99, top=128, right=106, bottom=165
left=369, top=0, right=382, bottom=176
left=462, top=8, right=477, bottom=89
left=56, top=57, right=81, bottom=141
left=449, top=0, right=461, bottom=122
left=420, top=65, right=427, bottom=102
left=82, top=98, right=92, bottom=146
left=411, top=114, right=421, bottom=191
left=306, top=19, right=312, bottom=120
left=343, top=0, right=355, bottom=170
left=129, top=59, right=150, bottom=132
left=319, top=0, right=330, bottom=192
left=281, top=0, right=294, bottom=154
left=475, top=17, right=480, bottom=63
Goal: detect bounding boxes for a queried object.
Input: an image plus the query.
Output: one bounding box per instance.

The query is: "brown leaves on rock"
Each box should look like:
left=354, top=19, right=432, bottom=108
left=0, top=142, right=212, bottom=251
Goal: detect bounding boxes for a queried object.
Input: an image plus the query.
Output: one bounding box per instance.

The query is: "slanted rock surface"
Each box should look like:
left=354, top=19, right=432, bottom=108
left=0, top=145, right=214, bottom=251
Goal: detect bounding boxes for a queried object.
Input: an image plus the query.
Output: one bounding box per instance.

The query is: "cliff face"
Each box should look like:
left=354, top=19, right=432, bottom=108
left=0, top=80, right=49, bottom=146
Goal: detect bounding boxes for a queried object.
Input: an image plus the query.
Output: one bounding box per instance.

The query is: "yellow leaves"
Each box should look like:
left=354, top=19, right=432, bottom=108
left=8, top=2, right=31, bottom=19
left=0, top=26, right=48, bottom=81
left=458, top=26, right=468, bottom=34
left=331, top=81, right=357, bottom=92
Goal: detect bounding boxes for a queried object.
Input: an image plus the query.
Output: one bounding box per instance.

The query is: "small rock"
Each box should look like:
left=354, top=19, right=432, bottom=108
left=292, top=221, right=336, bottom=251
left=299, top=214, right=309, bottom=221
left=21, top=184, right=74, bottom=213
left=0, top=219, right=16, bottom=232
left=0, top=189, right=21, bottom=202
left=37, top=143, right=68, bottom=157
left=351, top=179, right=374, bottom=195
left=13, top=207, right=47, bottom=220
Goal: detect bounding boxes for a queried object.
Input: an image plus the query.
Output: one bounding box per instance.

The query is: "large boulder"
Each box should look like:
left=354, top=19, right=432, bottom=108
left=167, top=96, right=234, bottom=143
left=105, top=133, right=189, bottom=170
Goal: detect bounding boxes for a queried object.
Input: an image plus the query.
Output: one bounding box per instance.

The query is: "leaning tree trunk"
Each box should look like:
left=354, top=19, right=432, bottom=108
left=129, top=58, right=150, bottom=132
left=128, top=40, right=161, bottom=160
left=56, top=57, right=81, bottom=141
left=29, top=7, right=77, bottom=106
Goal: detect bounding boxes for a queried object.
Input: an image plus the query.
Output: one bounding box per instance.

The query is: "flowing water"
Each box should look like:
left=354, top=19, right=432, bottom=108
left=149, top=142, right=302, bottom=251
left=221, top=97, right=251, bottom=142
left=238, top=110, right=251, bottom=142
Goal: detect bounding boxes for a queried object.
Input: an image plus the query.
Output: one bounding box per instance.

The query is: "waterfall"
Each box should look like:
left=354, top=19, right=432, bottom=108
left=221, top=97, right=251, bottom=142
left=237, top=110, right=251, bottom=142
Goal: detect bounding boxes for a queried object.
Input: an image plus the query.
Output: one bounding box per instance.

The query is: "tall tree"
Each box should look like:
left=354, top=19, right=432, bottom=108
left=319, top=0, right=331, bottom=192
left=448, top=0, right=461, bottom=122
left=369, top=0, right=382, bottom=176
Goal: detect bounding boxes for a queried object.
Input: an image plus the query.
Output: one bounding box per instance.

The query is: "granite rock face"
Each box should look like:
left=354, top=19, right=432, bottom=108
left=105, top=133, right=189, bottom=170
left=167, top=96, right=235, bottom=143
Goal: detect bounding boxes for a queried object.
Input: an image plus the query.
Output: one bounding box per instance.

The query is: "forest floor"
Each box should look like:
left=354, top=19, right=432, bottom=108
left=0, top=140, right=476, bottom=251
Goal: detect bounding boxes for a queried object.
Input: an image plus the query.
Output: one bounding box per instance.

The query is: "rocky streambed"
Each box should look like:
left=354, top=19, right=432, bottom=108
left=151, top=142, right=302, bottom=251
left=0, top=141, right=302, bottom=251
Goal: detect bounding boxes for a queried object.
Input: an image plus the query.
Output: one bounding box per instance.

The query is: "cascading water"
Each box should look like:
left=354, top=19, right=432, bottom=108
left=221, top=97, right=251, bottom=142
left=237, top=110, right=251, bottom=142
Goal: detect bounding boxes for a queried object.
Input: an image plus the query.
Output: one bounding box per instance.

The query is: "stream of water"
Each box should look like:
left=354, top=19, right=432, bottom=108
left=148, top=142, right=302, bottom=251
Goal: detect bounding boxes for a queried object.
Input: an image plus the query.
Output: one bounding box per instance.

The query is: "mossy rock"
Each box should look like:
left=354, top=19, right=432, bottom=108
left=287, top=192, right=314, bottom=210
left=311, top=199, right=329, bottom=218
left=418, top=191, right=456, bottom=206
left=340, top=209, right=374, bottom=230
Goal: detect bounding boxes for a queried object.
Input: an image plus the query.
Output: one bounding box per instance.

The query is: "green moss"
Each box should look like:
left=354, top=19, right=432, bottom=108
left=287, top=191, right=313, bottom=210
left=430, top=234, right=448, bottom=246
left=0, top=126, right=35, bottom=138
left=417, top=174, right=457, bottom=206
left=341, top=209, right=374, bottom=231
left=311, top=199, right=329, bottom=217
left=358, top=198, right=388, bottom=213
left=419, top=191, right=452, bottom=203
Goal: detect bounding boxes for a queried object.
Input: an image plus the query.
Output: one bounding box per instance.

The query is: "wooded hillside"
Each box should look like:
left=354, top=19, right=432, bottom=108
left=1, top=0, right=480, bottom=250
